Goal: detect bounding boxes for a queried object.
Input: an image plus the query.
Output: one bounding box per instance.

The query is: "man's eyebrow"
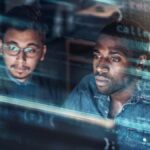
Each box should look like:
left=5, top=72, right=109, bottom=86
left=93, top=45, right=129, bottom=56
left=4, top=41, right=18, bottom=45
left=109, top=46, right=129, bottom=56
left=93, top=48, right=99, bottom=53
left=94, top=43, right=103, bottom=51
left=4, top=41, right=40, bottom=48
left=27, top=43, right=40, bottom=47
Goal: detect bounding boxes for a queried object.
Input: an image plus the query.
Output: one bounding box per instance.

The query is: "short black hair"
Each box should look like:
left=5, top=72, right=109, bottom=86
left=99, top=20, right=150, bottom=58
left=1, top=5, right=48, bottom=43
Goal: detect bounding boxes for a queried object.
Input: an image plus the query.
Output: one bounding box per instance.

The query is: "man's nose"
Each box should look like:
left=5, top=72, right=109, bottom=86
left=96, top=58, right=110, bottom=74
left=96, top=64, right=109, bottom=74
left=16, top=50, right=26, bottom=62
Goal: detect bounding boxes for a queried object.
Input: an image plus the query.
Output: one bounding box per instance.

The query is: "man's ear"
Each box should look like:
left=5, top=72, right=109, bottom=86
left=137, top=55, right=147, bottom=70
left=0, top=39, right=2, bottom=54
left=40, top=45, right=47, bottom=61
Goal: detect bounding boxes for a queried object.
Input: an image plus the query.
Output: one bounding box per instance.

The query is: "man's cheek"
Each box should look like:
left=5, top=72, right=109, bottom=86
left=28, top=61, right=38, bottom=70
left=93, top=61, right=100, bottom=73
left=114, top=66, right=127, bottom=76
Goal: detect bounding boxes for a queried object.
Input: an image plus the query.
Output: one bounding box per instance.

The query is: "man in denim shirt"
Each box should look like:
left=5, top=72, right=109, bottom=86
left=64, top=20, right=150, bottom=149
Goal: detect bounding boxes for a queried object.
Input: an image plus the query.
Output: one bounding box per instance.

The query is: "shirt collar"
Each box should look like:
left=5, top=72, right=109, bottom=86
left=128, top=80, right=144, bottom=104
left=92, top=77, right=143, bottom=118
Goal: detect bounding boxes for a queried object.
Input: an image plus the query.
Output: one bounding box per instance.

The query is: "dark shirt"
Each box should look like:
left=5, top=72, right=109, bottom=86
left=0, top=69, right=66, bottom=106
left=0, top=69, right=67, bottom=149
left=64, top=74, right=150, bottom=149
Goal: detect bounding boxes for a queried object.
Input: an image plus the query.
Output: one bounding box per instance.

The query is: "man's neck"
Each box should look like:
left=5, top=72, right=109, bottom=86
left=17, top=78, right=29, bottom=83
left=10, top=76, right=30, bottom=85
left=109, top=81, right=137, bottom=118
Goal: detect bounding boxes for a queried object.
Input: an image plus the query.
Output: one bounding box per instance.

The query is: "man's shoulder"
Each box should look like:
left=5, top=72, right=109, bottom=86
left=140, top=80, right=150, bottom=103
left=32, top=75, right=65, bottom=89
left=32, top=75, right=54, bottom=87
left=32, top=75, right=67, bottom=105
left=77, top=74, right=96, bottom=90
left=127, top=80, right=150, bottom=107
left=138, top=98, right=150, bottom=108
left=80, top=74, right=95, bottom=82
left=64, top=74, right=97, bottom=111
left=122, top=97, right=150, bottom=119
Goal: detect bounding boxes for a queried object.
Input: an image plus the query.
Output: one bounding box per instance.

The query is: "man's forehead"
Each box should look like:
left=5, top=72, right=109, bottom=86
left=98, top=34, right=130, bottom=44
left=94, top=45, right=130, bottom=57
left=96, top=34, right=149, bottom=54
left=96, top=35, right=129, bottom=51
left=4, top=28, right=42, bottom=41
left=4, top=28, right=39, bottom=35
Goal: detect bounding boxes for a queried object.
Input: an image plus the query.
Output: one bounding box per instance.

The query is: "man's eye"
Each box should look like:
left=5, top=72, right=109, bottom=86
left=111, top=56, right=121, bottom=62
left=93, top=52, right=101, bottom=59
left=8, top=44, right=19, bottom=51
left=25, top=47, right=37, bottom=53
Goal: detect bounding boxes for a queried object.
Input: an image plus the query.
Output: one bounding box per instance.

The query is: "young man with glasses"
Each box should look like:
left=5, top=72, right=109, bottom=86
left=0, top=5, right=65, bottom=105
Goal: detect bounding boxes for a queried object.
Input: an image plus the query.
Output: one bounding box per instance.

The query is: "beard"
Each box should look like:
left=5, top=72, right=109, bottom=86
left=10, top=64, right=30, bottom=71
left=94, top=72, right=135, bottom=95
left=9, top=64, right=31, bottom=80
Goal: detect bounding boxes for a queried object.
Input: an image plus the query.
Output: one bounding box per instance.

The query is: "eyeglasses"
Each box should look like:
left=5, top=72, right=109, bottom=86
left=2, top=43, right=41, bottom=58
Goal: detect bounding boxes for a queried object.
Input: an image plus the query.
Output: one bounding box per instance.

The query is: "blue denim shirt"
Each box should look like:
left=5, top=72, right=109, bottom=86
left=64, top=74, right=150, bottom=149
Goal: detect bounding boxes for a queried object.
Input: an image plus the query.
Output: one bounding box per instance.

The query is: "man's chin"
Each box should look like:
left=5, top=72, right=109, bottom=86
left=97, top=85, right=112, bottom=95
left=10, top=73, right=30, bottom=82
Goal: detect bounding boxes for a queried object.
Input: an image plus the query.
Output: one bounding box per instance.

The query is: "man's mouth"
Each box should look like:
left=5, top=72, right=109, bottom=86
left=95, top=76, right=110, bottom=86
left=10, top=65, right=30, bottom=73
